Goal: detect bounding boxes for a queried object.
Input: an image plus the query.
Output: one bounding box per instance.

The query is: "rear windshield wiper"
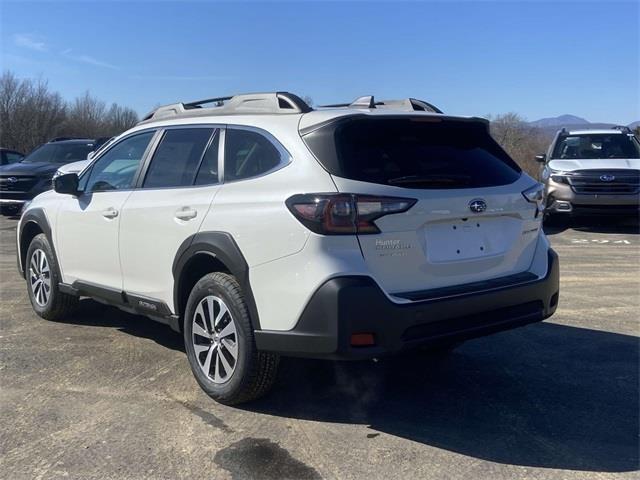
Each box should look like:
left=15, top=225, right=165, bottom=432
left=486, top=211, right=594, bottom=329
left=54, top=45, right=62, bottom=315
left=387, top=174, right=472, bottom=186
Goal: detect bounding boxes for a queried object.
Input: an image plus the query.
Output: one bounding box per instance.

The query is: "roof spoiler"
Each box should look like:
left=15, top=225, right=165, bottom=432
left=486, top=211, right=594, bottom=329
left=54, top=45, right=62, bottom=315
left=320, top=95, right=443, bottom=114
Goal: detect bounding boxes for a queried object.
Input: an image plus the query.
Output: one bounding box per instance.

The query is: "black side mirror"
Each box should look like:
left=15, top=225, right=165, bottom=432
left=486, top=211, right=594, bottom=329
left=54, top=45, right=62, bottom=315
left=535, top=154, right=547, bottom=163
left=53, top=173, right=80, bottom=195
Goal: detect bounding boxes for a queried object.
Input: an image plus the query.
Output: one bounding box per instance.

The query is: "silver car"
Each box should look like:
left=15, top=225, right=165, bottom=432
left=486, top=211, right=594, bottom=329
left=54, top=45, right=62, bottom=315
left=537, top=127, right=640, bottom=217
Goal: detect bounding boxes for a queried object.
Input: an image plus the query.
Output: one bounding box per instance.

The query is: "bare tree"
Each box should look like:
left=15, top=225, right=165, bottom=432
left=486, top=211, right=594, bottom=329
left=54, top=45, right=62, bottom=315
left=1, top=72, right=140, bottom=152
left=60, top=91, right=107, bottom=138
left=487, top=112, right=551, bottom=177
left=0, top=71, right=66, bottom=153
left=103, top=103, right=139, bottom=136
left=61, top=93, right=138, bottom=138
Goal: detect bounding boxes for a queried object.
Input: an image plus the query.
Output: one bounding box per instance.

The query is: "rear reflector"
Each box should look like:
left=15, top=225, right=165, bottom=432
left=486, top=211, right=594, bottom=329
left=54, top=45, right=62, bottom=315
left=350, top=333, right=375, bottom=347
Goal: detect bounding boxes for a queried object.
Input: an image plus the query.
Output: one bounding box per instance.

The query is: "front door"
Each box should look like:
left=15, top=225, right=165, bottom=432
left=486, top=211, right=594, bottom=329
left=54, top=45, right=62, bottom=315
left=55, top=131, right=156, bottom=290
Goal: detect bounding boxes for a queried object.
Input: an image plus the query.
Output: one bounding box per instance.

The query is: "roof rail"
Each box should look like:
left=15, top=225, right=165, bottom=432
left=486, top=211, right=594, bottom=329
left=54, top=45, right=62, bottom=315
left=140, top=92, right=312, bottom=123
left=612, top=125, right=632, bottom=133
left=320, top=95, right=442, bottom=113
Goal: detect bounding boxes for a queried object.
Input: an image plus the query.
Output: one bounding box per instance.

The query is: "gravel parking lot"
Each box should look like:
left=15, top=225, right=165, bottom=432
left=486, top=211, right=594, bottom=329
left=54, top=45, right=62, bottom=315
left=0, top=215, right=638, bottom=480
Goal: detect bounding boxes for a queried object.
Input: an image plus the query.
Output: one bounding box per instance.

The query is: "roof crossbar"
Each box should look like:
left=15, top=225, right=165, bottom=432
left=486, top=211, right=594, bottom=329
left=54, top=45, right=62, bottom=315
left=140, top=92, right=312, bottom=123
left=320, top=95, right=443, bottom=113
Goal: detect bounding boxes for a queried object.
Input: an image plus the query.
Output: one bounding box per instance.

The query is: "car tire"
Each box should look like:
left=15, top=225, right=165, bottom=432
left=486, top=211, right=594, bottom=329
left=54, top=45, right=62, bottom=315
left=183, top=272, right=279, bottom=405
left=25, top=233, right=78, bottom=320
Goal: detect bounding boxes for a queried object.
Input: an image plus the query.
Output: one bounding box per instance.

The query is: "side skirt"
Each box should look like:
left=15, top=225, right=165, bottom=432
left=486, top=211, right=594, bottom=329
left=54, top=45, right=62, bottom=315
left=59, top=281, right=181, bottom=332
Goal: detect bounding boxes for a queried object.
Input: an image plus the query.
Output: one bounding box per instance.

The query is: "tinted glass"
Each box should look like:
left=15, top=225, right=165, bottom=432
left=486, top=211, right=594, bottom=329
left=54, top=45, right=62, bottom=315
left=551, top=133, right=640, bottom=159
left=303, top=118, right=521, bottom=189
left=21, top=143, right=95, bottom=164
left=85, top=132, right=154, bottom=192
left=224, top=129, right=282, bottom=181
left=143, top=128, right=214, bottom=188
left=195, top=132, right=220, bottom=186
left=4, top=152, right=23, bottom=164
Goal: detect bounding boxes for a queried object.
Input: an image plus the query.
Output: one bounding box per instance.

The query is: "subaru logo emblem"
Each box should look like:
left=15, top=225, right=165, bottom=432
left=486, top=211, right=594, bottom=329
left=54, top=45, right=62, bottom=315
left=600, top=174, right=615, bottom=182
left=469, top=199, right=487, bottom=213
left=7, top=177, right=18, bottom=184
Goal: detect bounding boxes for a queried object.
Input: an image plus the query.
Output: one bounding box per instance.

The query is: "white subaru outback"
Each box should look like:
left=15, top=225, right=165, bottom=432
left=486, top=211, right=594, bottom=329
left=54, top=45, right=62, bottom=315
left=17, top=92, right=559, bottom=405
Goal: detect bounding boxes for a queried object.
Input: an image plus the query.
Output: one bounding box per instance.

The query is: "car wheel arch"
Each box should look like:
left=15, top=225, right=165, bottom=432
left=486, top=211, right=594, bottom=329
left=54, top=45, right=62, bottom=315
left=172, top=231, right=261, bottom=330
left=18, top=209, right=54, bottom=279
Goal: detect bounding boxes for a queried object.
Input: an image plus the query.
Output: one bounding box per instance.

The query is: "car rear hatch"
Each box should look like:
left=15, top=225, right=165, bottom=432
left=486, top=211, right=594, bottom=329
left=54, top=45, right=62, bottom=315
left=300, top=114, right=543, bottom=296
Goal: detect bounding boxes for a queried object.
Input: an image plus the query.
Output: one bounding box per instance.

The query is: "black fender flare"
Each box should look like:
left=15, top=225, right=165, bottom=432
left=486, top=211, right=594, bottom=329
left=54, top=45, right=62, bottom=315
left=172, top=231, right=261, bottom=329
left=18, top=208, right=56, bottom=279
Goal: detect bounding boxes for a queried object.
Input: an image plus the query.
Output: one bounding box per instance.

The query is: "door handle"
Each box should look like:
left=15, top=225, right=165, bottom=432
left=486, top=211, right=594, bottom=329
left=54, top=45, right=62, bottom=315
left=175, top=207, right=197, bottom=221
left=102, top=208, right=119, bottom=219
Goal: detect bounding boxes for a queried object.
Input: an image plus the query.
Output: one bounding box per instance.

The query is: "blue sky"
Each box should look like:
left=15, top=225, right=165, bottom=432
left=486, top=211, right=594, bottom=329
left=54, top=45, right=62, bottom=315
left=1, top=0, right=638, bottom=123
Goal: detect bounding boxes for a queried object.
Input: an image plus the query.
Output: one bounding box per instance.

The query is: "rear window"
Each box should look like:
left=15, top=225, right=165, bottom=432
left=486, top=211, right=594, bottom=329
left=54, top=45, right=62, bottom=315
left=302, top=117, right=521, bottom=188
left=551, top=133, right=640, bottom=159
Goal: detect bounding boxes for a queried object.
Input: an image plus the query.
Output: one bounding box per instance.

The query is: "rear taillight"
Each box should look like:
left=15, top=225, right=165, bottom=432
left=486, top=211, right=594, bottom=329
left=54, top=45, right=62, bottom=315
left=522, top=183, right=545, bottom=217
left=286, top=193, right=416, bottom=235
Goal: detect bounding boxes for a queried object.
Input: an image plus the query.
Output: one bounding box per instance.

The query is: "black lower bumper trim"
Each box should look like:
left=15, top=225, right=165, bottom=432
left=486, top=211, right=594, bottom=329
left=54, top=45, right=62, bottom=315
left=570, top=204, right=640, bottom=216
left=254, top=250, right=559, bottom=360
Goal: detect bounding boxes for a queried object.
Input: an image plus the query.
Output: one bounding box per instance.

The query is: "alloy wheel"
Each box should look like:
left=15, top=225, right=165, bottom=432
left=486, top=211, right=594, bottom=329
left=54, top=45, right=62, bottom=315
left=192, top=295, right=238, bottom=383
left=29, top=249, right=51, bottom=307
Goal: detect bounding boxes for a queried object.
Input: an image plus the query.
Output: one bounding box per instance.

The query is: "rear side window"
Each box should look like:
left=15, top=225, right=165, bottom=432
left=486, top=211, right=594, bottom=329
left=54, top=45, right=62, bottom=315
left=143, top=128, right=215, bottom=188
left=303, top=117, right=521, bottom=189
left=224, top=128, right=284, bottom=182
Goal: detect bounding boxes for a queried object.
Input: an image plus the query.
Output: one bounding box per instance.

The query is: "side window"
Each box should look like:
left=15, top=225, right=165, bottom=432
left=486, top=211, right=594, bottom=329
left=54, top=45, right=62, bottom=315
left=5, top=152, right=23, bottom=164
left=84, top=131, right=154, bottom=193
left=143, top=128, right=214, bottom=189
left=224, top=129, right=285, bottom=182
left=194, top=132, right=220, bottom=186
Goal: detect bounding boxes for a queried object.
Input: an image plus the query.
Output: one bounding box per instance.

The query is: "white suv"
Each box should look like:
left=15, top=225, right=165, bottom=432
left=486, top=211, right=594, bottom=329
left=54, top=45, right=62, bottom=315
left=17, top=92, right=559, bottom=405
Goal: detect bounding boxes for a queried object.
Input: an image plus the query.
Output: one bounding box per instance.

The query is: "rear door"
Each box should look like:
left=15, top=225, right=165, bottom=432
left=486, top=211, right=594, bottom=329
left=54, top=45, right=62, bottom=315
left=302, top=116, right=542, bottom=294
left=119, top=126, right=222, bottom=311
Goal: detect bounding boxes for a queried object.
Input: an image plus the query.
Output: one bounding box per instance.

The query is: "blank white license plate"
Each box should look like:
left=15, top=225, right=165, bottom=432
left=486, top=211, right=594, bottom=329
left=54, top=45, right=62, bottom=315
left=425, top=217, right=514, bottom=262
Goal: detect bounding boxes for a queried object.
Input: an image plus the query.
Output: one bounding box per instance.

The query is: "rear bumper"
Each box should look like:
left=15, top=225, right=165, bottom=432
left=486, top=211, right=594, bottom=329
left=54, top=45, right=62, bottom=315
left=254, top=249, right=560, bottom=360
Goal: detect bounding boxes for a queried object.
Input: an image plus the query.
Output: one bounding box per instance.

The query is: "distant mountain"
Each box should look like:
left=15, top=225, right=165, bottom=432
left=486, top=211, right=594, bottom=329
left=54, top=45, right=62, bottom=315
left=527, top=114, right=640, bottom=136
left=529, top=114, right=590, bottom=128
